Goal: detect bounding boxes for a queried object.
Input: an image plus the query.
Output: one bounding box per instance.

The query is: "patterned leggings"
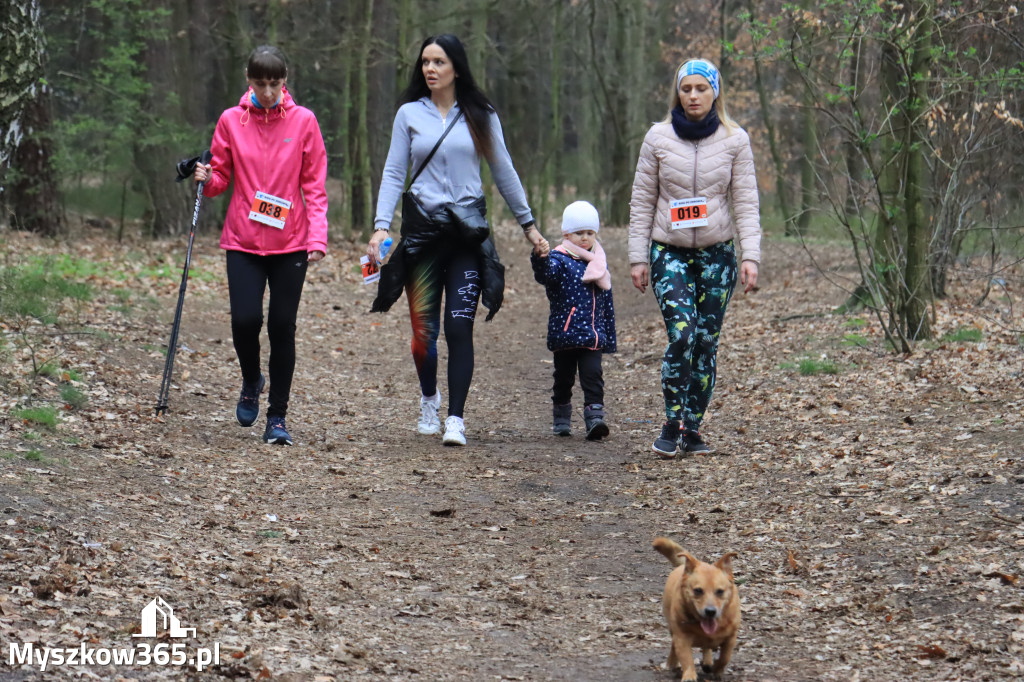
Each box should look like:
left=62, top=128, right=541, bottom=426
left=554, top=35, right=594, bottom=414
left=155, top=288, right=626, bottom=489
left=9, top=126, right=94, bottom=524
left=649, top=240, right=737, bottom=430
left=406, top=243, right=482, bottom=418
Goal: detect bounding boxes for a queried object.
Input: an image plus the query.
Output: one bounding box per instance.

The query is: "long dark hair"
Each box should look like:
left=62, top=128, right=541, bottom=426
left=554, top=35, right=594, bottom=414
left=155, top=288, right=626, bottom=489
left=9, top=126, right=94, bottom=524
left=399, top=34, right=495, bottom=161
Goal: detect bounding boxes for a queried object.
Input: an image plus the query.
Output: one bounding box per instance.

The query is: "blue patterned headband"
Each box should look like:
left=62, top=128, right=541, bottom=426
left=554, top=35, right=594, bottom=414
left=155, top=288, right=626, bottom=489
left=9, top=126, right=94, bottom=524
left=677, top=59, right=720, bottom=98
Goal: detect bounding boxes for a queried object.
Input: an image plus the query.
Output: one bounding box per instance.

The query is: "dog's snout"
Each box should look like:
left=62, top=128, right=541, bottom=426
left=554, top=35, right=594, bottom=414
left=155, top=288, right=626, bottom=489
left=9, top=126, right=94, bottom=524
left=703, top=606, right=718, bottom=618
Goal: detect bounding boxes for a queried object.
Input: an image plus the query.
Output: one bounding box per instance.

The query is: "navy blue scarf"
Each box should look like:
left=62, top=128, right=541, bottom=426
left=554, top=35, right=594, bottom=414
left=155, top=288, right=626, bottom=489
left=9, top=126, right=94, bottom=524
left=671, top=103, right=720, bottom=140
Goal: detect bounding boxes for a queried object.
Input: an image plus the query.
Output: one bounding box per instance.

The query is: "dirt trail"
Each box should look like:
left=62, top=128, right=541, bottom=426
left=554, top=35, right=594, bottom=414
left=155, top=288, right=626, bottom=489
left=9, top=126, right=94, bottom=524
left=1, top=225, right=1022, bottom=681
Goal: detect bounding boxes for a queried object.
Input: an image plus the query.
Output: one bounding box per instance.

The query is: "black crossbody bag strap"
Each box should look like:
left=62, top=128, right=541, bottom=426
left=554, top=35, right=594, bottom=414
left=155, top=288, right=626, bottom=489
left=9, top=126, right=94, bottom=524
left=405, top=110, right=464, bottom=191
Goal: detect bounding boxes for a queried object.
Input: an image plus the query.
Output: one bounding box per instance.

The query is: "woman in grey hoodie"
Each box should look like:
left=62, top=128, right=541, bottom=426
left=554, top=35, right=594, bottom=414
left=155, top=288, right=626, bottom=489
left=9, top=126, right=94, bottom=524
left=368, top=34, right=548, bottom=446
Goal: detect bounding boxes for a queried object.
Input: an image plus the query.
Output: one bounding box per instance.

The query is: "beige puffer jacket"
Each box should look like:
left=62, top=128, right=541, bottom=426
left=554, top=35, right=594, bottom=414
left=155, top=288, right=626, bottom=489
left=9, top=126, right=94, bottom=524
left=627, top=120, right=761, bottom=265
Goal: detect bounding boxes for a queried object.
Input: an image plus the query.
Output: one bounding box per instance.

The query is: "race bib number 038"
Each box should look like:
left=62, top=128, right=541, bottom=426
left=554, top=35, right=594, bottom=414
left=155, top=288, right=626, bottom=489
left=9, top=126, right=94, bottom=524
left=669, top=197, right=709, bottom=230
left=248, top=191, right=292, bottom=230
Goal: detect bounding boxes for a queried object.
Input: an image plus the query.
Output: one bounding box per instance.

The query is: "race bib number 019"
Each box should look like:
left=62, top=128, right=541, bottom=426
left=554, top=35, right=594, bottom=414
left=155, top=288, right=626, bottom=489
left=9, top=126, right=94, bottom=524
left=248, top=191, right=292, bottom=230
left=669, top=197, right=709, bottom=230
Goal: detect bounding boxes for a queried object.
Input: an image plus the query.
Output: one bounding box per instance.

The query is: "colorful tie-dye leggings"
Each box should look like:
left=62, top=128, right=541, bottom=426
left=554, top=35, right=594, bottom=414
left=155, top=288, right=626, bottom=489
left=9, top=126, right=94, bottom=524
left=405, top=244, right=482, bottom=418
left=649, top=240, right=737, bottom=430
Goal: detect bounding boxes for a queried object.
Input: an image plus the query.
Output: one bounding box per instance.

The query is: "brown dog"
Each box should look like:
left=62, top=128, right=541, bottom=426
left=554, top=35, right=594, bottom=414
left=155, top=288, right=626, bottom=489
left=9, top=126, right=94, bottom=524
left=653, top=537, right=740, bottom=681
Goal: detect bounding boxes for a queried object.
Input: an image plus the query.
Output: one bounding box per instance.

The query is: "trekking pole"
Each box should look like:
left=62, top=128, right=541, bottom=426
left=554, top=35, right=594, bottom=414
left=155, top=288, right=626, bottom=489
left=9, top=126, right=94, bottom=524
left=155, top=149, right=212, bottom=416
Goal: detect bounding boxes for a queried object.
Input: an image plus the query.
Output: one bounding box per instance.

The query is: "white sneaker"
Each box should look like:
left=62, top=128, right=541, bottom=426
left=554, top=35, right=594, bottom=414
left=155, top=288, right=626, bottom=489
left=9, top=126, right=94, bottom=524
left=417, top=392, right=442, bottom=435
left=442, top=416, right=466, bottom=446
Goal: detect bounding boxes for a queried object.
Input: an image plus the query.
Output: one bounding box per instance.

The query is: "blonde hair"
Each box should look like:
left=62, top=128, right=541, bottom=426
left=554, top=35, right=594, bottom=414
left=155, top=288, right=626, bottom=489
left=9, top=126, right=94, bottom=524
left=662, top=59, right=737, bottom=134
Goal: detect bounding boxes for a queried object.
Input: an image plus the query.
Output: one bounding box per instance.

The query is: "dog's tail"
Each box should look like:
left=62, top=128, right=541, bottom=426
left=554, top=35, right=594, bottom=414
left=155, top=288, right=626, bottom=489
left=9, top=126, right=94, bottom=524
left=652, top=537, right=686, bottom=567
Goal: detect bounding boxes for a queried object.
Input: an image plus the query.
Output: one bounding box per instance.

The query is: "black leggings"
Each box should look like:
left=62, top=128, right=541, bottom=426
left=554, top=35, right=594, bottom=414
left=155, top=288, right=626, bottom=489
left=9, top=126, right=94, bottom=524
left=406, top=244, right=481, bottom=418
left=552, top=349, right=604, bottom=406
left=225, top=250, right=308, bottom=419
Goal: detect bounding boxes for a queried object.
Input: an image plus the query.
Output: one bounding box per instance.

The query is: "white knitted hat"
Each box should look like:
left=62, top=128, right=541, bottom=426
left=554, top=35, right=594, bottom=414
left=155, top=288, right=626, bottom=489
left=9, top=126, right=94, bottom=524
left=561, top=200, right=600, bottom=234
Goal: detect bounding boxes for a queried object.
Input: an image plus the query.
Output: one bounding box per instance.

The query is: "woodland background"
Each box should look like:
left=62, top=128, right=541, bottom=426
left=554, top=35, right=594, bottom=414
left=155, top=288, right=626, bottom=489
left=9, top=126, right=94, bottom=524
left=2, top=3, right=1024, bottom=679
left=2, top=0, right=1024, bottom=345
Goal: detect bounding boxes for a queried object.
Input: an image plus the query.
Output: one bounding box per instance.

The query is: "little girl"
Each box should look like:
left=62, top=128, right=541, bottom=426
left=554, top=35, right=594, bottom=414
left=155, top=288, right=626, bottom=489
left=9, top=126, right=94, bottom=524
left=531, top=201, right=617, bottom=439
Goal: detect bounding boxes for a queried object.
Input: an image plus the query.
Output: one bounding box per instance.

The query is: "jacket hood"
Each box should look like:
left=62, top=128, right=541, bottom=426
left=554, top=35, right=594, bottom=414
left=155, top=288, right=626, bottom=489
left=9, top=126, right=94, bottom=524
left=237, top=87, right=295, bottom=124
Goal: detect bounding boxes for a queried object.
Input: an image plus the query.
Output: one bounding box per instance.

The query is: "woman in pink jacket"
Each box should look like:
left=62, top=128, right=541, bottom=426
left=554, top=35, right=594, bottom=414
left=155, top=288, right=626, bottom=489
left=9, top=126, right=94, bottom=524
left=628, top=59, right=761, bottom=458
left=194, top=45, right=328, bottom=446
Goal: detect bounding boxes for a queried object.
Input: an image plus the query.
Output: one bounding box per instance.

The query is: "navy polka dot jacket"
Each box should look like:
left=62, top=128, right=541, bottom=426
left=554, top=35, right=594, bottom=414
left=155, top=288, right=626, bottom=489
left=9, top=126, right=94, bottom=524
left=531, top=250, right=617, bottom=353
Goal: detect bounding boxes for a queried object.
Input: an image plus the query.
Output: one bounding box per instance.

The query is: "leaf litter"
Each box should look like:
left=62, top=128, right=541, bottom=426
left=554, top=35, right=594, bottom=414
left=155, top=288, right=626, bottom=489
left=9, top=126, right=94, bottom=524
left=0, top=227, right=1022, bottom=680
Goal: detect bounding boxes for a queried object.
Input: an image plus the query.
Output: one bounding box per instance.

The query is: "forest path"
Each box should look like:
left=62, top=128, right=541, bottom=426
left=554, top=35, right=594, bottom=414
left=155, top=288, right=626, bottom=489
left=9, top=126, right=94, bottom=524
left=1, top=226, right=1022, bottom=681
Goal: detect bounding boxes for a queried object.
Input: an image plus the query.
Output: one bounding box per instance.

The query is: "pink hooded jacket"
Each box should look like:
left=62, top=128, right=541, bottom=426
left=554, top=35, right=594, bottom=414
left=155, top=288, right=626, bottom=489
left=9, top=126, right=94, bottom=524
left=204, top=88, right=328, bottom=255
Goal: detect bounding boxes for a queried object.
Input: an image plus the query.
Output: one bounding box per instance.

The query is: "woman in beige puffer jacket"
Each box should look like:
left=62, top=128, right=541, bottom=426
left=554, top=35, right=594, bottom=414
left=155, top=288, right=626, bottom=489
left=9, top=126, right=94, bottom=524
left=628, top=58, right=761, bottom=458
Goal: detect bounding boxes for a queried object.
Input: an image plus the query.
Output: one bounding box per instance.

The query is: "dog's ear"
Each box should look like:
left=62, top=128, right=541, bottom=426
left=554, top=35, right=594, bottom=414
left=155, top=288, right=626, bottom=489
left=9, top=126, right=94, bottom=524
left=715, top=552, right=737, bottom=579
left=681, top=551, right=700, bottom=575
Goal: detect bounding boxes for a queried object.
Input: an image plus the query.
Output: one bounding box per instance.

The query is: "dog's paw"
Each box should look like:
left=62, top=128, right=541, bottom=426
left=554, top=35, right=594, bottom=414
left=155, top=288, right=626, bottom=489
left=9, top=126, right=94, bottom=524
left=704, top=663, right=726, bottom=678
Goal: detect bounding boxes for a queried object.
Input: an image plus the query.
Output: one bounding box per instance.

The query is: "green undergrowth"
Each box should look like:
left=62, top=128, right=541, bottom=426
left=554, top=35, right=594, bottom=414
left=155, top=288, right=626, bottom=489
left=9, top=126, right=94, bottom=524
left=780, top=357, right=842, bottom=376
left=942, top=327, right=983, bottom=343
left=13, top=406, right=60, bottom=431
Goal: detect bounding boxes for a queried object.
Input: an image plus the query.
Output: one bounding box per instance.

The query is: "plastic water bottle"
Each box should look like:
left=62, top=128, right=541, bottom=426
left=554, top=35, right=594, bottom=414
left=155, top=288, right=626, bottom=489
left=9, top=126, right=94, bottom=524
left=379, top=237, right=393, bottom=262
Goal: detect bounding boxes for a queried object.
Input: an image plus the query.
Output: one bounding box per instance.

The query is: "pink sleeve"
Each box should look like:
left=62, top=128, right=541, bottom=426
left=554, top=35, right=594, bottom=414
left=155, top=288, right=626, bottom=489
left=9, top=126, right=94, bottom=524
left=204, top=111, right=232, bottom=198
left=301, top=113, right=329, bottom=253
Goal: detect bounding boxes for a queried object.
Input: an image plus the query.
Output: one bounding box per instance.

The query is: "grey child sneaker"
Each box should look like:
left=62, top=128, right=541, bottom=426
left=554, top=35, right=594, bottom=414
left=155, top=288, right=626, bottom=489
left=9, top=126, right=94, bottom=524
left=552, top=403, right=572, bottom=437
left=583, top=404, right=609, bottom=441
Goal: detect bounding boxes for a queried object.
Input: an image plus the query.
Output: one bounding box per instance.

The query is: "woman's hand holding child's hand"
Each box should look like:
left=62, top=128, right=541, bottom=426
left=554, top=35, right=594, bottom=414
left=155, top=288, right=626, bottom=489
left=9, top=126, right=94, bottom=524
left=525, top=225, right=550, bottom=257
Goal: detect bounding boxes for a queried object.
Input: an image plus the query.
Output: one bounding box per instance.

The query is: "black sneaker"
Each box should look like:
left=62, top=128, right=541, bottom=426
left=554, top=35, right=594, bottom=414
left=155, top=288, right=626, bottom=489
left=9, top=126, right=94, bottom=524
left=681, top=429, right=712, bottom=454
left=652, top=420, right=682, bottom=458
left=236, top=374, right=265, bottom=427
left=263, top=416, right=292, bottom=446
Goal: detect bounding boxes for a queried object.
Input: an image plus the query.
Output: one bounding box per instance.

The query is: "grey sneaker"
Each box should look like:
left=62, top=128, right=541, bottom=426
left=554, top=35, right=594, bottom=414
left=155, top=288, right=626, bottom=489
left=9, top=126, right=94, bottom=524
left=652, top=420, right=682, bottom=458
left=418, top=391, right=442, bottom=435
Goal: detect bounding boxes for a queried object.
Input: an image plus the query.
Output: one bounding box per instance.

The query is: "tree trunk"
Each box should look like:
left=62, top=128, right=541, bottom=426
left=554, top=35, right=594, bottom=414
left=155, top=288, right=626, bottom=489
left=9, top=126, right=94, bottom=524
left=352, top=0, right=374, bottom=236
left=134, top=9, right=190, bottom=237
left=795, top=0, right=815, bottom=234
left=843, top=47, right=865, bottom=217
left=866, top=40, right=904, bottom=331
left=746, top=0, right=794, bottom=233
left=901, top=1, right=933, bottom=340
left=797, top=96, right=815, bottom=233
left=608, top=1, right=635, bottom=225
left=539, top=0, right=564, bottom=232
left=2, top=0, right=64, bottom=235
left=719, top=0, right=733, bottom=82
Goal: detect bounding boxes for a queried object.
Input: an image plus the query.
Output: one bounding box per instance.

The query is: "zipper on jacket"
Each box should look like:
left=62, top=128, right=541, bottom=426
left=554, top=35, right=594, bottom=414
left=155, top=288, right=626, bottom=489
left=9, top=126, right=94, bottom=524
left=260, top=115, right=269, bottom=252
left=563, top=306, right=576, bottom=332
left=589, top=291, right=599, bottom=350
left=691, top=140, right=700, bottom=249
